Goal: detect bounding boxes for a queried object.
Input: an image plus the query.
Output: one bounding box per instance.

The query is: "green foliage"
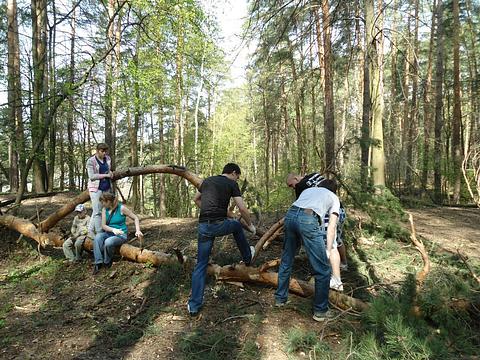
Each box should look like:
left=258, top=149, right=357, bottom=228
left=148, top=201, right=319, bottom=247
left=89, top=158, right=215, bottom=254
left=351, top=186, right=410, bottom=242
left=285, top=327, right=331, bottom=355
left=354, top=270, right=480, bottom=359
left=237, top=339, right=260, bottom=360
left=179, top=329, right=237, bottom=360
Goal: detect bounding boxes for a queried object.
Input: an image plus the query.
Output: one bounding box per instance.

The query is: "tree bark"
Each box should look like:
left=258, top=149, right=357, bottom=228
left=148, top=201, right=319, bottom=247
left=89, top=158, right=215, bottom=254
left=31, top=0, right=48, bottom=193
left=422, top=0, right=437, bottom=189
left=452, top=0, right=462, bottom=203
left=321, top=0, right=335, bottom=172
left=434, top=1, right=444, bottom=204
left=7, top=0, right=25, bottom=192
left=368, top=0, right=386, bottom=190
left=38, top=165, right=202, bottom=232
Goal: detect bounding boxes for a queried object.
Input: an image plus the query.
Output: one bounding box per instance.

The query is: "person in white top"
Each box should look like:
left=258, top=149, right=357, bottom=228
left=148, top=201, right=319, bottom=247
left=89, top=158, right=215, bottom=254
left=275, top=179, right=340, bottom=322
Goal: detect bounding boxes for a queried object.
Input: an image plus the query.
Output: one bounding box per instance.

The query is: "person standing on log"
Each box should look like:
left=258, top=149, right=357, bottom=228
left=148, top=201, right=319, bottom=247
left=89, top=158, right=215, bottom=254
left=92, top=192, right=143, bottom=275
left=276, top=179, right=340, bottom=322
left=287, top=172, right=348, bottom=289
left=86, top=143, right=113, bottom=238
left=187, top=163, right=256, bottom=317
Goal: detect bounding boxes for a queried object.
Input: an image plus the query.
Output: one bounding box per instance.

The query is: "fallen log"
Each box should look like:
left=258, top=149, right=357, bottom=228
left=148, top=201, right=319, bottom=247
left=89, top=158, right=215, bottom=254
left=38, top=164, right=203, bottom=232
left=262, top=226, right=283, bottom=250
left=208, top=262, right=369, bottom=312
left=252, top=218, right=284, bottom=263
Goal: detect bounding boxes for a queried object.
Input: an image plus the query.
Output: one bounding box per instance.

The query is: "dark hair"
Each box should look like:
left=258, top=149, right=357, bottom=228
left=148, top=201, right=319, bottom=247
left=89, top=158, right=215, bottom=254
left=97, top=143, right=109, bottom=150
left=319, top=179, right=337, bottom=193
left=222, top=163, right=241, bottom=175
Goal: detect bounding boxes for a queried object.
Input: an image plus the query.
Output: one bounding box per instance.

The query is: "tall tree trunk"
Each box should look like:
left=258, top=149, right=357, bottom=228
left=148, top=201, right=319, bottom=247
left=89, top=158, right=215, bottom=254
left=422, top=0, right=437, bottom=190
left=434, top=0, right=445, bottom=203
left=288, top=42, right=304, bottom=174
left=464, top=0, right=479, bottom=154
left=129, top=34, right=141, bottom=212
left=67, top=1, right=76, bottom=190
left=321, top=0, right=335, bottom=172
left=452, top=0, right=462, bottom=203
left=194, top=46, right=205, bottom=175
left=7, top=0, right=25, bottom=192
left=31, top=0, right=48, bottom=193
left=368, top=0, right=386, bottom=189
left=360, top=32, right=370, bottom=190
left=405, top=0, right=419, bottom=190
left=47, top=0, right=57, bottom=192
left=262, top=90, right=270, bottom=207
left=104, top=0, right=115, bottom=163
left=174, top=14, right=184, bottom=166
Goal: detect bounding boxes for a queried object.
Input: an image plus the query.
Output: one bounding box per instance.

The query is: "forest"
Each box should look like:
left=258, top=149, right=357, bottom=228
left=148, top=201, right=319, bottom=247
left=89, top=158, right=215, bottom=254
left=1, top=0, right=479, bottom=359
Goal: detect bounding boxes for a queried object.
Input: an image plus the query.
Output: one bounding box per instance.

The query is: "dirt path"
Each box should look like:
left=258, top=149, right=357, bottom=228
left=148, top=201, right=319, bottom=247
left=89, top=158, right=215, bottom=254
left=407, top=207, right=480, bottom=260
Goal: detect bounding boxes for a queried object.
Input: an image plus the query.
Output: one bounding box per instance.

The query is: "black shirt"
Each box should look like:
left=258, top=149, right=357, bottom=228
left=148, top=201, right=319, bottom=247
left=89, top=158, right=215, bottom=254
left=199, top=175, right=242, bottom=222
left=295, top=172, right=325, bottom=199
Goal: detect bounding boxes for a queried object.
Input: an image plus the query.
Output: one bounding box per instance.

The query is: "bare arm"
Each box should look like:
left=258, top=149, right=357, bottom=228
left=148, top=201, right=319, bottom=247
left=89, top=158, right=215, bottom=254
left=121, top=205, right=143, bottom=237
left=326, top=213, right=338, bottom=253
left=233, top=196, right=252, bottom=227
left=193, top=191, right=202, bottom=208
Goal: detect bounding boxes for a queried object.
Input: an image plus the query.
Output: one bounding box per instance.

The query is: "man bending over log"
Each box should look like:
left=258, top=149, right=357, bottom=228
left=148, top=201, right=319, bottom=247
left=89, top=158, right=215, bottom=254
left=187, top=163, right=256, bottom=317
left=276, top=178, right=340, bottom=322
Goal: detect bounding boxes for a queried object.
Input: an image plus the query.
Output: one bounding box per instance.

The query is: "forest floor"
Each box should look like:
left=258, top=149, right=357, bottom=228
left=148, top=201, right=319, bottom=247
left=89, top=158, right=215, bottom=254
left=0, top=193, right=479, bottom=360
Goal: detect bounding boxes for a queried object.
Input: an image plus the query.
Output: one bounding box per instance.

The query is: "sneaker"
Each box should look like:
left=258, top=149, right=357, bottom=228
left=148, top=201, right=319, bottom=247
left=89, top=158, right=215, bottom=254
left=250, top=246, right=255, bottom=262
left=187, top=303, right=199, bottom=317
left=313, top=310, right=334, bottom=322
left=340, top=262, right=349, bottom=271
left=329, top=277, right=344, bottom=291
left=274, top=299, right=290, bottom=307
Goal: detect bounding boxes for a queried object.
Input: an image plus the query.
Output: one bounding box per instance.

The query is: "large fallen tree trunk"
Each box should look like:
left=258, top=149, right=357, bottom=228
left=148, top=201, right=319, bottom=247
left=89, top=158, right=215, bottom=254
left=37, top=165, right=203, bottom=232
left=208, top=262, right=369, bottom=312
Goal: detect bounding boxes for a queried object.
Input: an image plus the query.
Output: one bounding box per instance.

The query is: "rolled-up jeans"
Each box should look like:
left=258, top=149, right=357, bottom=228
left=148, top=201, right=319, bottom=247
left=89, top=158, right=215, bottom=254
left=275, top=206, right=331, bottom=313
left=188, top=219, right=252, bottom=313
left=93, top=231, right=127, bottom=265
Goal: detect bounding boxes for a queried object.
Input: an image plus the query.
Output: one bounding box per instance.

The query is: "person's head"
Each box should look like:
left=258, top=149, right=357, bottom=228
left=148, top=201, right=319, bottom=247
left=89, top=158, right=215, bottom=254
left=100, top=192, right=117, bottom=209
left=222, top=163, right=241, bottom=181
left=319, top=178, right=338, bottom=193
left=74, top=204, right=87, bottom=218
left=96, top=143, right=109, bottom=159
left=286, top=173, right=303, bottom=189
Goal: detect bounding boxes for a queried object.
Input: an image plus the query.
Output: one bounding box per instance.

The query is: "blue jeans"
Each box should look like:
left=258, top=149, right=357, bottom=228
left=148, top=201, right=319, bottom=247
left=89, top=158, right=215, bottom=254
left=93, top=232, right=127, bottom=265
left=188, top=219, right=253, bottom=313
left=275, top=206, right=331, bottom=313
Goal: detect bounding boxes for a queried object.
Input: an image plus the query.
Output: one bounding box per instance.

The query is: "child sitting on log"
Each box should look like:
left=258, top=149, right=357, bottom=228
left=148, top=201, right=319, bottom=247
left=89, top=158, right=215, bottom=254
left=63, top=204, right=90, bottom=262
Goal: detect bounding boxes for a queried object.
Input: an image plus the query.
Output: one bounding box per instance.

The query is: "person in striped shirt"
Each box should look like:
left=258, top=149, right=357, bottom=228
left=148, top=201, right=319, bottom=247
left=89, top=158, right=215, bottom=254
left=287, top=173, right=348, bottom=291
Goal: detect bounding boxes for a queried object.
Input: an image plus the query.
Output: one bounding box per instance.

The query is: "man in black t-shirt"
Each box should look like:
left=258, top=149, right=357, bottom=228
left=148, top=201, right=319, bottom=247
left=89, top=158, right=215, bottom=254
left=187, top=163, right=256, bottom=316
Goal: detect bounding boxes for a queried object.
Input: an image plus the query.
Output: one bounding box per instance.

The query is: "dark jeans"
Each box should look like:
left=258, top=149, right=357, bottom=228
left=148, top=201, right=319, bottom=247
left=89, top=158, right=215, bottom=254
left=188, top=219, right=252, bottom=313
left=275, top=206, right=331, bottom=313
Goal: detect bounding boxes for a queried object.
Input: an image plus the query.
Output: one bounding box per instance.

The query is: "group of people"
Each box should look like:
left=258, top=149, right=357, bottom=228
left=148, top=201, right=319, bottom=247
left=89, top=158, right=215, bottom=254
left=63, top=148, right=345, bottom=322
left=62, top=143, right=143, bottom=275
left=187, top=163, right=347, bottom=322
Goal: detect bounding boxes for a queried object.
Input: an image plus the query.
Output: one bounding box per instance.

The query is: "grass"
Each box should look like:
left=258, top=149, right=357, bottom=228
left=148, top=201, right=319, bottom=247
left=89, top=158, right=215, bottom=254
left=179, top=329, right=238, bottom=360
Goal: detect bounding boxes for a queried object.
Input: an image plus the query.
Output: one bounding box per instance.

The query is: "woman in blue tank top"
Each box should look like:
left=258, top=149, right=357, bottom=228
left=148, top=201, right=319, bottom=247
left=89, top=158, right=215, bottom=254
left=92, top=192, right=143, bottom=274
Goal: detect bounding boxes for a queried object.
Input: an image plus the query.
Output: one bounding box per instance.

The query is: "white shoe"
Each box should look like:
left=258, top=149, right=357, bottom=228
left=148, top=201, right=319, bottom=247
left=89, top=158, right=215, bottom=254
left=250, top=246, right=255, bottom=262
left=330, top=277, right=344, bottom=291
